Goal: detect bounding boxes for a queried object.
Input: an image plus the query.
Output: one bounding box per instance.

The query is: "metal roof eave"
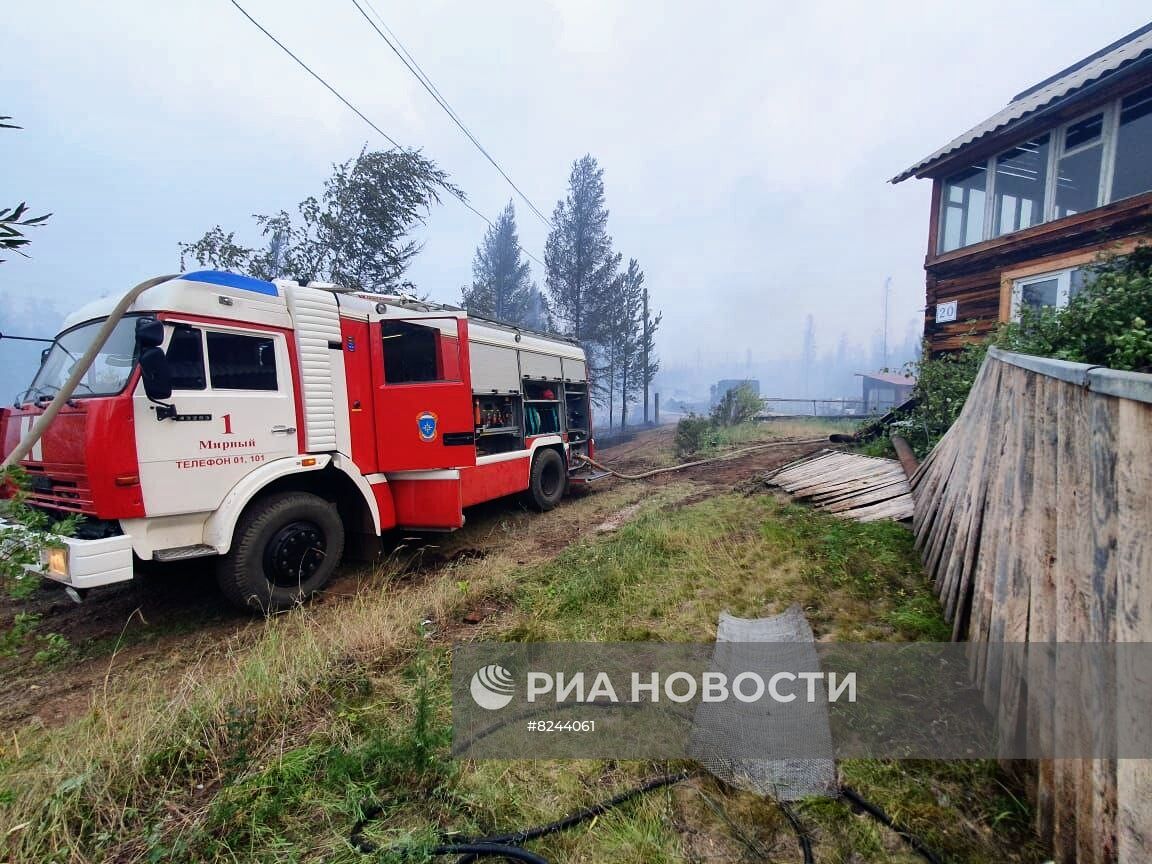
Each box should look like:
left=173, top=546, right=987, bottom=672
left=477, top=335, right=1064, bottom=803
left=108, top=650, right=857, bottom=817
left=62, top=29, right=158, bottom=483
left=890, top=31, right=1152, bottom=185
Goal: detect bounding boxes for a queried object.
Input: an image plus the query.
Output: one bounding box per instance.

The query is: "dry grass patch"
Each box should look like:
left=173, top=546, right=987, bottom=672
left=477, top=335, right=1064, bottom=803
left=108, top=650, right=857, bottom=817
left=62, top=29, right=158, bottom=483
left=0, top=480, right=685, bottom=863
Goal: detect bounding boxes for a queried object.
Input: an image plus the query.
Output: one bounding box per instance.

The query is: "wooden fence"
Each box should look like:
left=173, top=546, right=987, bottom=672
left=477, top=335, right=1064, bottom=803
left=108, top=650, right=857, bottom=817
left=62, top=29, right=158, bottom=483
left=910, top=346, right=1152, bottom=864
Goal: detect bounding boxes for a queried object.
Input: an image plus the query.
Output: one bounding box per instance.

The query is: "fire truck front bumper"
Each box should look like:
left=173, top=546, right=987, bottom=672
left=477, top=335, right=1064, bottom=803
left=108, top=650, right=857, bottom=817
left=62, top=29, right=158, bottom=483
left=0, top=518, right=136, bottom=589
left=38, top=534, right=135, bottom=589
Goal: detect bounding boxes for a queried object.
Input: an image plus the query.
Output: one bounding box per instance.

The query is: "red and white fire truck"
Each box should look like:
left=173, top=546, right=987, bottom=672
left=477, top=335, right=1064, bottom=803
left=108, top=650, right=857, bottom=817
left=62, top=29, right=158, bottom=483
left=0, top=271, right=599, bottom=610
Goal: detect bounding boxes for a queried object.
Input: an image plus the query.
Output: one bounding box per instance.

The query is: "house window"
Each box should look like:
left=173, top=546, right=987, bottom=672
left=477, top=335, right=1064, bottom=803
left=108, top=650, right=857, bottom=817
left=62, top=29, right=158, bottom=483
left=993, top=134, right=1050, bottom=236
left=1111, top=84, right=1152, bottom=202
left=1054, top=112, right=1105, bottom=218
left=206, top=332, right=278, bottom=391
left=934, top=85, right=1152, bottom=252
left=939, top=162, right=987, bottom=253
left=1011, top=266, right=1095, bottom=320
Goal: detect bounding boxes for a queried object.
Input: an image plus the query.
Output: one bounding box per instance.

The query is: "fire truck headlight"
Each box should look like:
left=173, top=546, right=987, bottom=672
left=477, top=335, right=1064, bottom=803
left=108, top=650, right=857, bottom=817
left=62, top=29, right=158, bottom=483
left=46, top=547, right=68, bottom=577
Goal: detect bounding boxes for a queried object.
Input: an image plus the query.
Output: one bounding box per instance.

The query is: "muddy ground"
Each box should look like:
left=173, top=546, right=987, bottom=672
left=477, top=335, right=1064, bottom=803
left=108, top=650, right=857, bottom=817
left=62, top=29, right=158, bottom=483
left=0, top=427, right=827, bottom=728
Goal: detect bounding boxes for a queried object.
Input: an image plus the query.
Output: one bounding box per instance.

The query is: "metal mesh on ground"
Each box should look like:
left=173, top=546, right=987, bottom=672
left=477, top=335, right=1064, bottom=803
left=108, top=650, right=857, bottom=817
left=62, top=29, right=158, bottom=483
left=691, top=606, right=838, bottom=801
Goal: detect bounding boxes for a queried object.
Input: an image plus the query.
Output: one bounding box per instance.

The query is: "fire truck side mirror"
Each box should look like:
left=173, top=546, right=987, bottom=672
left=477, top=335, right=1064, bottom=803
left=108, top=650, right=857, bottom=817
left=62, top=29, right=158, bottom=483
left=139, top=347, right=172, bottom=401
left=135, top=319, right=172, bottom=401
left=135, top=317, right=165, bottom=348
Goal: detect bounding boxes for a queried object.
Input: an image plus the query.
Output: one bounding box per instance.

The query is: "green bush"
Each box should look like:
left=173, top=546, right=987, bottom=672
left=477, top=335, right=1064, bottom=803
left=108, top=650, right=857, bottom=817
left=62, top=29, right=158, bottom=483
left=676, top=383, right=762, bottom=457
left=998, top=245, right=1152, bottom=372
left=890, top=246, right=1152, bottom=457
left=898, top=340, right=988, bottom=457
left=0, top=466, right=76, bottom=657
left=710, top=383, right=762, bottom=427
left=674, top=414, right=712, bottom=457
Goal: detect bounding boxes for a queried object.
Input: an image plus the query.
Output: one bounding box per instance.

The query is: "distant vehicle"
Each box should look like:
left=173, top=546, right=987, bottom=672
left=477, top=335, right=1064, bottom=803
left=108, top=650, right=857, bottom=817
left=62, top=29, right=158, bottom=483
left=1, top=271, right=600, bottom=611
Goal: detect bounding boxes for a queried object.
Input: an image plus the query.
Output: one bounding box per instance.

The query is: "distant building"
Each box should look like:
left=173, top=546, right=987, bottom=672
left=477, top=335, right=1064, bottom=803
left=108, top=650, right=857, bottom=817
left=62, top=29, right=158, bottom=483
left=892, top=23, right=1152, bottom=354
left=710, top=378, right=760, bottom=407
left=856, top=372, right=916, bottom=412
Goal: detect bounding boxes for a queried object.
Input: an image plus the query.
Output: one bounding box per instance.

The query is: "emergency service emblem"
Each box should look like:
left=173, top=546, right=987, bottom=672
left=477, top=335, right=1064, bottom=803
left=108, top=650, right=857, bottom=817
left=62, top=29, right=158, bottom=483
left=417, top=411, right=438, bottom=442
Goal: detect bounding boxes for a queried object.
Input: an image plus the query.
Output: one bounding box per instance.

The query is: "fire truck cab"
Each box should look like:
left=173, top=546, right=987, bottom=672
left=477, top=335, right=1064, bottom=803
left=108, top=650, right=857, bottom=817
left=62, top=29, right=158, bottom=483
left=0, top=271, right=597, bottom=611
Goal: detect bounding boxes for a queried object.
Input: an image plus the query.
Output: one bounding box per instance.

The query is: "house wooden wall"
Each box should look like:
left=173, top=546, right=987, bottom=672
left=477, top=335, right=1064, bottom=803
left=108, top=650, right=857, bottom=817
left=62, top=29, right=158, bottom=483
left=922, top=192, right=1152, bottom=353
left=910, top=347, right=1152, bottom=863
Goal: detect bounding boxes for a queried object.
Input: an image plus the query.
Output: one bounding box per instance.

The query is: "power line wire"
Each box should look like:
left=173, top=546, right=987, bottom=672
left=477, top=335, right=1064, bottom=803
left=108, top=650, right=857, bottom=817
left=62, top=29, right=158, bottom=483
left=227, top=0, right=546, bottom=270
left=229, top=0, right=401, bottom=149
left=358, top=0, right=469, bottom=135
left=348, top=0, right=554, bottom=229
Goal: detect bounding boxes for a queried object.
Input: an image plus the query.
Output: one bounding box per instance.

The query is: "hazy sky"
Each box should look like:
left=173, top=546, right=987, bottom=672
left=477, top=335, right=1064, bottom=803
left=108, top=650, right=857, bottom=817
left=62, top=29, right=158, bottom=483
left=4, top=1, right=1150, bottom=370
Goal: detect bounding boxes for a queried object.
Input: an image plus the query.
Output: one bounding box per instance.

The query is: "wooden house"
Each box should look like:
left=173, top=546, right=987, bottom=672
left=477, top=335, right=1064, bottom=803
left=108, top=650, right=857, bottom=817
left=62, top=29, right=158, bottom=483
left=893, top=23, right=1152, bottom=353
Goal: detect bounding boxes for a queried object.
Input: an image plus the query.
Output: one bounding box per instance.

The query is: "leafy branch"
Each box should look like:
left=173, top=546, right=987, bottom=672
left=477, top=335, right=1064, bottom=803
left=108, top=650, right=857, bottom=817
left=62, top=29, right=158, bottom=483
left=1, top=117, right=52, bottom=262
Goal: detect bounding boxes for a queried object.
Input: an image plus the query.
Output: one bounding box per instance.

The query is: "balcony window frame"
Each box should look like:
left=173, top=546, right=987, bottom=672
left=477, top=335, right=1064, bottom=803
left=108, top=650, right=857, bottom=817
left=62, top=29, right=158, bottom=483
left=991, top=133, right=1051, bottom=238
left=935, top=91, right=1143, bottom=255
left=1109, top=83, right=1152, bottom=202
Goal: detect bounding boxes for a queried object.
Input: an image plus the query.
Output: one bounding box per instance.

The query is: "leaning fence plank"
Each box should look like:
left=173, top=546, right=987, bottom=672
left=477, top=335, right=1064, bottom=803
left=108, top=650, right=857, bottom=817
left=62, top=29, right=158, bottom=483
left=993, top=366, right=1037, bottom=762
left=911, top=350, right=1152, bottom=863
left=1055, top=380, right=1091, bottom=863
left=1116, top=397, right=1152, bottom=864
left=1088, top=391, right=1120, bottom=864
left=1028, top=372, right=1060, bottom=846
left=942, top=359, right=1003, bottom=628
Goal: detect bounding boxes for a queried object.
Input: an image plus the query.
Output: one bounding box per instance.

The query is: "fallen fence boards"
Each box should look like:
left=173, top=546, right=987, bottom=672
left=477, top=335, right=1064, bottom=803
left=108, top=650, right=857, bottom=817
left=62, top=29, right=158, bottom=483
left=768, top=450, right=913, bottom=522
left=911, top=348, right=1152, bottom=864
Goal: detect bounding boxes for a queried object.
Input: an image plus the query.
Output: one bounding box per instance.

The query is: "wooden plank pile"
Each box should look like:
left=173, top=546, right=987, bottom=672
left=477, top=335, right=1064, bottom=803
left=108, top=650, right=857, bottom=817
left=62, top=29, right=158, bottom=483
left=767, top=449, right=914, bottom=522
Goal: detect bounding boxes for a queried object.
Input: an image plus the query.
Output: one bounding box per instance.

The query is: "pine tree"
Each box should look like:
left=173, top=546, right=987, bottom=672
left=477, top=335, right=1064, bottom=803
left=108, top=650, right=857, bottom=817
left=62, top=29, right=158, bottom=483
left=614, top=259, right=646, bottom=429
left=461, top=202, right=537, bottom=325
left=602, top=269, right=625, bottom=428
left=544, top=155, right=621, bottom=370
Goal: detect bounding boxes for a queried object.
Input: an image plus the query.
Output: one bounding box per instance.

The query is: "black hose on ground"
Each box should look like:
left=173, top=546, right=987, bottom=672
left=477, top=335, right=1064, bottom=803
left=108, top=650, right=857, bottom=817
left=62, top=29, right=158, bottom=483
left=351, top=772, right=691, bottom=860
left=840, top=785, right=946, bottom=864
left=778, top=800, right=816, bottom=864
left=349, top=770, right=949, bottom=864
left=460, top=770, right=692, bottom=851
left=437, top=844, right=550, bottom=864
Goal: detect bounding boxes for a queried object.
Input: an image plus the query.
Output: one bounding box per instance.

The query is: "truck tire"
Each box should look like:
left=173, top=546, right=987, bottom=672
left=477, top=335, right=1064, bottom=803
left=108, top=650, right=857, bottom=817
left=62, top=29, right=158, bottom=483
left=525, top=448, right=567, bottom=512
left=216, top=491, right=345, bottom=613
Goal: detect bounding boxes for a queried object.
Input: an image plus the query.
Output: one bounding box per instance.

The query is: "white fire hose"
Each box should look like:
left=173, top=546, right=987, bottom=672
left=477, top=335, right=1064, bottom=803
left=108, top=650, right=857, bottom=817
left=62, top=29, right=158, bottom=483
left=572, top=436, right=831, bottom=481
left=2, top=274, right=178, bottom=470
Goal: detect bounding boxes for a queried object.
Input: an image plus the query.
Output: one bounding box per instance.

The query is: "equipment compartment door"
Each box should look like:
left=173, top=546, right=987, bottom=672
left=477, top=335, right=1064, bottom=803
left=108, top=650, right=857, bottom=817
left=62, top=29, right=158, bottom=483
left=371, top=316, right=477, bottom=472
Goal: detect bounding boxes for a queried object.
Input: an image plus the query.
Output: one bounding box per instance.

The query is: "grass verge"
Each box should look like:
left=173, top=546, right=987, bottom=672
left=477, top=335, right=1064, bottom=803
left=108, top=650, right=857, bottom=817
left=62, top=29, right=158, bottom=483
left=0, top=473, right=1045, bottom=863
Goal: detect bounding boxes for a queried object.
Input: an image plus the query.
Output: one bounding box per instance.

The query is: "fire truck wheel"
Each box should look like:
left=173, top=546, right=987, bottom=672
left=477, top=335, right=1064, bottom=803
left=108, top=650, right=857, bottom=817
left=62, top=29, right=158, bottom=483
left=526, top=448, right=567, bottom=512
left=217, top=491, right=345, bottom=613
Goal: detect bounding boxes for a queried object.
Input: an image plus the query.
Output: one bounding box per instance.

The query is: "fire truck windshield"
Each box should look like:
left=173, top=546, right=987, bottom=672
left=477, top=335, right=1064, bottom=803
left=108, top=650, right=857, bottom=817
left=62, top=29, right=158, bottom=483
left=22, top=315, right=141, bottom=404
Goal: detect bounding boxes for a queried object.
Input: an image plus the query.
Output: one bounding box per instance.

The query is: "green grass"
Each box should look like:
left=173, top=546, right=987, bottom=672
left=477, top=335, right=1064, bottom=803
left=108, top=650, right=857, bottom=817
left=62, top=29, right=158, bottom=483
left=855, top=435, right=898, bottom=459
left=507, top=495, right=945, bottom=642
left=678, top=418, right=857, bottom=460
left=0, top=481, right=1045, bottom=863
